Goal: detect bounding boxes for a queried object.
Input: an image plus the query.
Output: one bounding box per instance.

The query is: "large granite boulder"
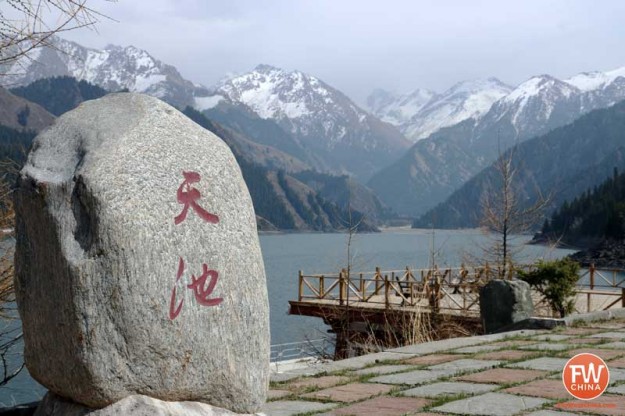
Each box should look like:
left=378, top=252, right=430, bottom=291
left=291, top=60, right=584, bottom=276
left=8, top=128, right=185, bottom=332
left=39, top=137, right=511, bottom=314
left=14, top=93, right=269, bottom=412
left=479, top=279, right=534, bottom=334
left=33, top=393, right=252, bottom=416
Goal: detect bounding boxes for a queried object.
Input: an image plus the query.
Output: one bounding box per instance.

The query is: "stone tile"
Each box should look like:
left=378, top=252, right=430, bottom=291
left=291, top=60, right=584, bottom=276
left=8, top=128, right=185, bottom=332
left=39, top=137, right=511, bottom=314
left=607, top=384, right=625, bottom=394
left=474, top=349, right=539, bottom=361
left=324, top=396, right=430, bottom=416
left=300, top=382, right=393, bottom=403
left=288, top=375, right=351, bottom=391
left=598, top=341, right=625, bottom=349
left=524, top=411, right=581, bottom=416
left=267, top=389, right=291, bottom=400
left=369, top=370, right=449, bottom=386
left=426, top=359, right=501, bottom=375
left=353, top=365, right=414, bottom=376
left=589, top=331, right=625, bottom=339
left=431, top=392, right=550, bottom=415
left=559, top=327, right=604, bottom=336
left=531, top=334, right=572, bottom=341
left=260, top=400, right=337, bottom=416
left=402, top=381, right=497, bottom=398
left=453, top=344, right=501, bottom=354
left=608, top=357, right=625, bottom=368
left=402, top=354, right=460, bottom=366
left=520, top=343, right=571, bottom=351
left=607, top=368, right=625, bottom=383
left=456, top=368, right=547, bottom=384
left=554, top=394, right=625, bottom=415
left=492, top=340, right=539, bottom=348
left=565, top=337, right=605, bottom=344
left=503, top=379, right=569, bottom=400
left=565, top=348, right=624, bottom=360
left=507, top=357, right=569, bottom=372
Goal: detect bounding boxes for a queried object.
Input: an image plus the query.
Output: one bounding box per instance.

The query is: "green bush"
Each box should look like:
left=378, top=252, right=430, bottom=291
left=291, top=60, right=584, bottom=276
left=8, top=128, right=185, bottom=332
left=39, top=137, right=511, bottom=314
left=518, top=258, right=580, bottom=318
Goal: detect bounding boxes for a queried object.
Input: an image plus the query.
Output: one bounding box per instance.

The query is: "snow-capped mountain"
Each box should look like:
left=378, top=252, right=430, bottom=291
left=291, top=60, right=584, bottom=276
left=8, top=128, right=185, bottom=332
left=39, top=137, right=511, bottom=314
left=200, top=64, right=410, bottom=180
left=403, top=78, right=513, bottom=142
left=366, top=78, right=512, bottom=142
left=0, top=36, right=209, bottom=108
left=368, top=66, right=625, bottom=218
left=366, top=88, right=435, bottom=126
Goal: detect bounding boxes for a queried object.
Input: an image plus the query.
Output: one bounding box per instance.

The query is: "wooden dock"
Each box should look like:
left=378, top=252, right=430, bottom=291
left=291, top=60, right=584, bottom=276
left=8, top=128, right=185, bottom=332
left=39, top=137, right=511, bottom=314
left=289, top=265, right=625, bottom=358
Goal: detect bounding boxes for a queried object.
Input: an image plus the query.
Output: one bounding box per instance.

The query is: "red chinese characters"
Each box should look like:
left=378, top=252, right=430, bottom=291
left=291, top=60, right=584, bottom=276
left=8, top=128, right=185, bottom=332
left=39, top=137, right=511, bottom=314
left=169, top=258, right=223, bottom=320
left=169, top=171, right=223, bottom=320
left=174, top=171, right=219, bottom=225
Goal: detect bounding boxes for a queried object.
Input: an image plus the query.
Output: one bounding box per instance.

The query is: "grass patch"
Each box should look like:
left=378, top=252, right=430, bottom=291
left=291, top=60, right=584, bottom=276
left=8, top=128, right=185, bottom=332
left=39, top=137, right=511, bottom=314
left=423, top=392, right=470, bottom=410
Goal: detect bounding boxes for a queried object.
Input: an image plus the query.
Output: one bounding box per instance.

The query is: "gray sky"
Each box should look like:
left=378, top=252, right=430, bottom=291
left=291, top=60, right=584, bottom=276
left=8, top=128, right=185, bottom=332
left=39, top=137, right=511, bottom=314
left=64, top=0, right=625, bottom=104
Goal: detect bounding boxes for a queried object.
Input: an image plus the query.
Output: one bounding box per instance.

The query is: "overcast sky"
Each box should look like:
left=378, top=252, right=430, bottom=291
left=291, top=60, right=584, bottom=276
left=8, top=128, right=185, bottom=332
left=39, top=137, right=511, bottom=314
left=63, top=0, right=625, bottom=104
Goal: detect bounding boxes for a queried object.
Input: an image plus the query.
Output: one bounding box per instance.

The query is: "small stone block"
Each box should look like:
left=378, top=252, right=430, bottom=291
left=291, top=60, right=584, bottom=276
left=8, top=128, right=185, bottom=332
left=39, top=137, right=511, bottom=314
left=559, top=327, right=604, bottom=335
left=456, top=368, right=547, bottom=384
left=507, top=357, right=569, bottom=372
left=589, top=332, right=625, bottom=339
left=369, top=370, right=449, bottom=386
left=608, top=357, right=625, bottom=368
left=474, top=349, right=538, bottom=361
left=402, top=381, right=497, bottom=398
left=300, top=382, right=393, bottom=403
left=324, top=396, right=431, bottom=416
left=260, top=400, right=337, bottom=416
left=427, top=359, right=501, bottom=375
left=288, top=376, right=350, bottom=391
left=267, top=390, right=291, bottom=400
left=432, top=392, right=550, bottom=415
left=566, top=348, right=624, bottom=360
left=598, top=341, right=625, bottom=349
left=503, top=379, right=570, bottom=400
left=403, top=354, right=461, bottom=366
left=520, top=343, right=571, bottom=351
left=565, top=337, right=604, bottom=344
left=531, top=334, right=572, bottom=341
left=492, top=340, right=539, bottom=348
left=354, top=365, right=415, bottom=376
left=607, top=384, right=625, bottom=395
left=524, top=411, right=581, bottom=416
left=453, top=345, right=501, bottom=354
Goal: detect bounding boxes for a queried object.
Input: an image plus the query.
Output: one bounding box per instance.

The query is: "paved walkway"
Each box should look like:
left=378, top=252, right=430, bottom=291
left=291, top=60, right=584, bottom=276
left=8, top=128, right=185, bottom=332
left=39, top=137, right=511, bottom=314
left=262, top=316, right=625, bottom=415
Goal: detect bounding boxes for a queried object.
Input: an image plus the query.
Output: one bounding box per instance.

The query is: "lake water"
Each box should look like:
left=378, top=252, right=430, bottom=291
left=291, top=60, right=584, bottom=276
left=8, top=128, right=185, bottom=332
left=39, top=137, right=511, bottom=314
left=0, top=229, right=575, bottom=406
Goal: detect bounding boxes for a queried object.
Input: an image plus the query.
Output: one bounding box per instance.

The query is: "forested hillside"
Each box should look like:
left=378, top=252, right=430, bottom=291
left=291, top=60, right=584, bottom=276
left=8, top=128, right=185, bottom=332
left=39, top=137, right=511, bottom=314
left=183, top=107, right=378, bottom=232
left=11, top=76, right=108, bottom=116
left=541, top=168, right=625, bottom=247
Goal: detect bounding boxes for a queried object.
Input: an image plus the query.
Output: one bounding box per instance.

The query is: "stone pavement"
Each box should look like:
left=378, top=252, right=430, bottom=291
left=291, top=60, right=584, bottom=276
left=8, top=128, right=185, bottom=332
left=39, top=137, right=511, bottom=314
left=262, top=316, right=625, bottom=415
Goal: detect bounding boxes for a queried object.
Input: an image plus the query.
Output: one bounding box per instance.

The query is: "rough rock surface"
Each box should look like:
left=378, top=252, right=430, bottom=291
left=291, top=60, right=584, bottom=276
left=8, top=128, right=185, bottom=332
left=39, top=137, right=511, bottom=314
left=569, top=239, right=625, bottom=268
left=14, top=93, right=269, bottom=412
left=33, top=393, right=253, bottom=416
left=479, top=279, right=534, bottom=334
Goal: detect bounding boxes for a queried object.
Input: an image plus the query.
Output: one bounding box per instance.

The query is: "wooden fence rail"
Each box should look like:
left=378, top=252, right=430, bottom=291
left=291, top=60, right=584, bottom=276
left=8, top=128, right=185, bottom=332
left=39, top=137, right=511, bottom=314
left=296, top=264, right=625, bottom=317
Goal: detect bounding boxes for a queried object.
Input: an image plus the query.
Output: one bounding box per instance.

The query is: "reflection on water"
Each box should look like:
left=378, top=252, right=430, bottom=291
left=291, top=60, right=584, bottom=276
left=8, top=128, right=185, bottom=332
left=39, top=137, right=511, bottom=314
left=0, top=229, right=576, bottom=406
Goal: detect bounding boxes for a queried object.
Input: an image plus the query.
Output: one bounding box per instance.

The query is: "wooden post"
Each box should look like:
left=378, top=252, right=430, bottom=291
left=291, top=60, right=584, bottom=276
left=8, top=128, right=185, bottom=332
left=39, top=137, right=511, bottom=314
left=587, top=292, right=591, bottom=313
left=339, top=269, right=346, bottom=306
left=319, top=275, right=325, bottom=298
left=384, top=274, right=390, bottom=309
left=622, top=288, right=625, bottom=308
left=298, top=270, right=303, bottom=301
left=590, top=264, right=595, bottom=290
left=375, top=267, right=382, bottom=293
left=359, top=272, right=364, bottom=293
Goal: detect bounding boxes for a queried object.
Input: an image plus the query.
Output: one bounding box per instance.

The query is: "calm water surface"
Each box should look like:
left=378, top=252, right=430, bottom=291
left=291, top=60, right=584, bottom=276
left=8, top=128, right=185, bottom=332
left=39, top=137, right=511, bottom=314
left=0, top=229, right=575, bottom=406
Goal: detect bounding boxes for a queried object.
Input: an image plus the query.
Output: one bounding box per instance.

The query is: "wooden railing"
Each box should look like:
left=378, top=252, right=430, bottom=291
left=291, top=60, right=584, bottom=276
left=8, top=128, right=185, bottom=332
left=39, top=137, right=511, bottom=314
left=577, top=264, right=625, bottom=312
left=297, top=264, right=625, bottom=317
